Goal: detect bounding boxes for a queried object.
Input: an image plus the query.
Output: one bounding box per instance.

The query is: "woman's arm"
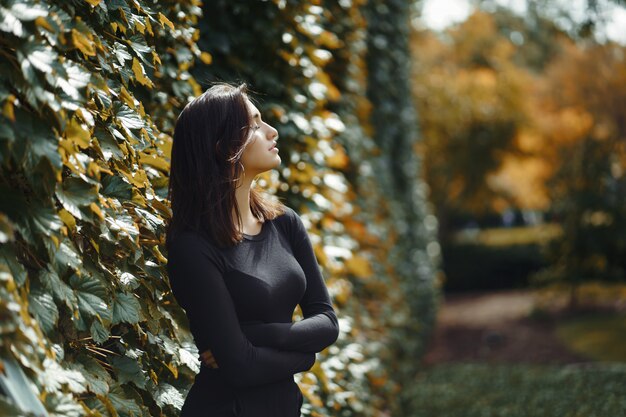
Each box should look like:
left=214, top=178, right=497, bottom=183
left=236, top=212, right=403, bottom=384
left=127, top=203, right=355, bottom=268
left=166, top=232, right=315, bottom=388
left=239, top=208, right=340, bottom=352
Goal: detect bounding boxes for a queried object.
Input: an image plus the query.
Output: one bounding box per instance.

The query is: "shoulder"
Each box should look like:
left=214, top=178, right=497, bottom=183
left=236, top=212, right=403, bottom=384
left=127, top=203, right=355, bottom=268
left=166, top=229, right=224, bottom=265
left=273, top=205, right=303, bottom=230
left=273, top=205, right=310, bottom=247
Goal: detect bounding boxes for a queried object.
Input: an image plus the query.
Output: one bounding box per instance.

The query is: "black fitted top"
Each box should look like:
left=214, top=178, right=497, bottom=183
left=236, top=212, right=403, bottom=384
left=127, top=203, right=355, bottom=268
left=166, top=206, right=340, bottom=415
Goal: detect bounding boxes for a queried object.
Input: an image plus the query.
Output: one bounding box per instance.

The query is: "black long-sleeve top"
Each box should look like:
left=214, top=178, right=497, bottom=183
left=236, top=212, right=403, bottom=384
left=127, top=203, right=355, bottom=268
left=166, top=206, right=340, bottom=416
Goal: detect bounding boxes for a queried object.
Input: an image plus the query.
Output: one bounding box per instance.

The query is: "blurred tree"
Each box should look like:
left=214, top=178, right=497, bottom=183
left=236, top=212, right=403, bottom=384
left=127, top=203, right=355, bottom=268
left=531, top=37, right=626, bottom=305
left=410, top=10, right=530, bottom=239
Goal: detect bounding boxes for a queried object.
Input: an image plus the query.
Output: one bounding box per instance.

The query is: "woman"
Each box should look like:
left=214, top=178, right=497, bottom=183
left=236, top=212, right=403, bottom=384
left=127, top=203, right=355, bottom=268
left=165, top=82, right=340, bottom=417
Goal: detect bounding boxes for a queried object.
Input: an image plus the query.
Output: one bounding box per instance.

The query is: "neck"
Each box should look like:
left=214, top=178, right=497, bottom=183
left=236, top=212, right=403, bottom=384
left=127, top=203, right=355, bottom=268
left=233, top=172, right=258, bottom=228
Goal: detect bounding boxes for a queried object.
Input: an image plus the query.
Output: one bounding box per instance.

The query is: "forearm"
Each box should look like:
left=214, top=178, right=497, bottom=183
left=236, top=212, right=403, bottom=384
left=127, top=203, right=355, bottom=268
left=242, top=311, right=339, bottom=352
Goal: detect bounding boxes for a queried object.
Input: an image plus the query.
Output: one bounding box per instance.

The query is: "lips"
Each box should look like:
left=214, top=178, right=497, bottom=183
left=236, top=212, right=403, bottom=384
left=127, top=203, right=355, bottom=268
left=269, top=142, right=277, bottom=150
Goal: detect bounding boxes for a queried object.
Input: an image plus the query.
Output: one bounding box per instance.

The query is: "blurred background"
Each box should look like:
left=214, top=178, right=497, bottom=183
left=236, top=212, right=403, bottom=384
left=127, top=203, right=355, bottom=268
left=0, top=0, right=624, bottom=416
left=410, top=0, right=626, bottom=415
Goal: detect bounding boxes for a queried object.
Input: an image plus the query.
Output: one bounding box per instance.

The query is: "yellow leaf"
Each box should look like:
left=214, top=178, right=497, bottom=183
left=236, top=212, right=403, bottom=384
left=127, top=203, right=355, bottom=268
left=152, top=245, right=167, bottom=264
left=65, top=118, right=91, bottom=149
left=49, top=234, right=59, bottom=249
left=90, top=202, right=104, bottom=221
left=151, top=50, right=161, bottom=66
left=345, top=255, right=373, bottom=279
left=200, top=52, right=213, bottom=65
left=86, top=238, right=98, bottom=254
left=134, top=20, right=145, bottom=34
left=145, top=17, right=154, bottom=36
left=139, top=153, right=170, bottom=172
left=58, top=209, right=77, bottom=231
left=138, top=102, right=146, bottom=117
left=132, top=58, right=153, bottom=88
left=158, top=12, right=175, bottom=31
left=85, top=0, right=101, bottom=6
left=35, top=16, right=53, bottom=32
left=2, top=95, right=15, bottom=122
left=71, top=29, right=96, bottom=57
left=119, top=86, right=135, bottom=108
left=162, top=360, right=178, bottom=378
left=326, top=145, right=349, bottom=169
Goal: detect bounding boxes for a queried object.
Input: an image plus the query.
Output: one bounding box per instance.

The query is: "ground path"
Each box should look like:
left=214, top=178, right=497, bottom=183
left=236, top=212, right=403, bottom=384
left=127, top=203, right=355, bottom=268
left=422, top=289, right=588, bottom=366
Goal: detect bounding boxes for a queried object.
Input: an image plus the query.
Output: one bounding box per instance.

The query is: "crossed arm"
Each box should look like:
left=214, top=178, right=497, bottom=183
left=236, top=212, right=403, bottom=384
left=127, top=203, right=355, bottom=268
left=167, top=233, right=319, bottom=388
left=201, top=209, right=340, bottom=365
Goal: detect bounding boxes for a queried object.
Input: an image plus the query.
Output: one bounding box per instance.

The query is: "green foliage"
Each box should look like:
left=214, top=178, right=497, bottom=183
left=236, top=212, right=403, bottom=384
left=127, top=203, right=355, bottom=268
left=0, top=0, right=441, bottom=416
left=0, top=0, right=204, bottom=414
left=364, top=1, right=441, bottom=415
left=406, top=362, right=626, bottom=417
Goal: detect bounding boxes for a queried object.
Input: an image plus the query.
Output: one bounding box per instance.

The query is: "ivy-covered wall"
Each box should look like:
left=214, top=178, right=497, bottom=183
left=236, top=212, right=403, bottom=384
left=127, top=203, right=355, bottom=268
left=0, top=1, right=440, bottom=416
left=0, top=0, right=205, bottom=415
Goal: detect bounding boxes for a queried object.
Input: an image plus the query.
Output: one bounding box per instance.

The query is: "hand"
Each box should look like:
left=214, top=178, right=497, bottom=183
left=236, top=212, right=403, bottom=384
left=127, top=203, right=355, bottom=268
left=200, top=349, right=219, bottom=368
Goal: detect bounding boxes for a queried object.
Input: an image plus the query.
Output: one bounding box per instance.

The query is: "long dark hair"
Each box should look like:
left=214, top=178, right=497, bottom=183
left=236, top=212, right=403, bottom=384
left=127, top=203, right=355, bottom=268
left=166, top=82, right=286, bottom=248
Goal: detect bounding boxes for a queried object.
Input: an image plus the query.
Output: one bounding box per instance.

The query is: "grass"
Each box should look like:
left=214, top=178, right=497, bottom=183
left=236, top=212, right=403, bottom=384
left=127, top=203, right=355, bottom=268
left=556, top=313, right=626, bottom=362
left=407, top=362, right=626, bottom=417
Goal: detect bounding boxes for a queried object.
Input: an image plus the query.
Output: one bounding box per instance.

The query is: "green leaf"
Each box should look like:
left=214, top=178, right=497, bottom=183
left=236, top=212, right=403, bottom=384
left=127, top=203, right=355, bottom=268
left=115, top=104, right=144, bottom=131
left=112, top=292, right=142, bottom=325
left=107, top=384, right=143, bottom=417
left=110, top=355, right=146, bottom=389
left=19, top=43, right=57, bottom=74
left=55, top=177, right=98, bottom=220
left=95, top=126, right=125, bottom=161
left=154, top=383, right=184, bottom=410
left=90, top=318, right=110, bottom=344
left=76, top=353, right=112, bottom=396
left=102, top=175, right=133, bottom=199
left=9, top=3, right=48, bottom=21
left=70, top=274, right=111, bottom=323
left=50, top=240, right=82, bottom=271
left=39, top=267, right=77, bottom=309
left=0, top=246, right=27, bottom=286
left=28, top=289, right=58, bottom=335
left=118, top=269, right=140, bottom=291
left=41, top=358, right=87, bottom=394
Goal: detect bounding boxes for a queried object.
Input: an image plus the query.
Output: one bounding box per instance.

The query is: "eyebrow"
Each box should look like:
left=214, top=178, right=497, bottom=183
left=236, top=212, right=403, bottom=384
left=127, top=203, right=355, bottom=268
left=251, top=113, right=260, bottom=120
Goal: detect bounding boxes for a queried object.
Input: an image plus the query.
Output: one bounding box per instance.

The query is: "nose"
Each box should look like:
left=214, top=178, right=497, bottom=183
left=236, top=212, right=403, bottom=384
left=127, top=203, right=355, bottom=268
left=268, top=125, right=278, bottom=140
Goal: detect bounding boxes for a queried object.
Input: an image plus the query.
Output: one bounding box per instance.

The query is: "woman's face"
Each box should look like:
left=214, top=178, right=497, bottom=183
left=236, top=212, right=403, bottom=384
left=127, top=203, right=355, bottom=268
left=239, top=97, right=280, bottom=176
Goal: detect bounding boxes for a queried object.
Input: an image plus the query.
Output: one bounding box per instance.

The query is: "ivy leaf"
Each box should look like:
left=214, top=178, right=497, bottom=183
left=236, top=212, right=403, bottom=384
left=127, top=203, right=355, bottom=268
left=50, top=240, right=82, bottom=271
left=115, top=104, right=144, bottom=131
left=55, top=177, right=98, bottom=220
left=70, top=274, right=111, bottom=323
left=102, top=174, right=133, bottom=199
left=90, top=318, right=110, bottom=344
left=28, top=289, right=58, bottom=335
left=41, top=358, right=88, bottom=394
left=107, top=383, right=143, bottom=417
left=112, top=292, right=142, bottom=325
left=75, top=353, right=111, bottom=396
left=132, top=57, right=153, bottom=88
left=110, top=355, right=146, bottom=389
left=0, top=246, right=27, bottom=286
left=155, top=383, right=185, bottom=410
left=9, top=3, right=48, bottom=21
left=19, top=43, right=56, bottom=76
left=39, top=266, right=77, bottom=309
left=113, top=42, right=132, bottom=66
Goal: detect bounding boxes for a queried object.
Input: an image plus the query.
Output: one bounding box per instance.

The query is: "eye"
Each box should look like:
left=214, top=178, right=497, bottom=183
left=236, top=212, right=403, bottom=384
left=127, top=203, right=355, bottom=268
left=252, top=123, right=261, bottom=130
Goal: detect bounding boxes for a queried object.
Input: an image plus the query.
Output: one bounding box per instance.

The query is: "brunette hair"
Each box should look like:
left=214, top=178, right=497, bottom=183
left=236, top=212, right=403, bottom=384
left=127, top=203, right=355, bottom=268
left=165, top=82, right=286, bottom=248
